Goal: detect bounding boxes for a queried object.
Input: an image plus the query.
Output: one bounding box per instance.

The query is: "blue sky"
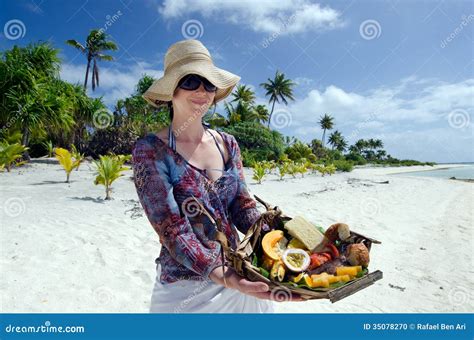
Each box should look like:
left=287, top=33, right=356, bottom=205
left=1, top=0, right=473, bottom=163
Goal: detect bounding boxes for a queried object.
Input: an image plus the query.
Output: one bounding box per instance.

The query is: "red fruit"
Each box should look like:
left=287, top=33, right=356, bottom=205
left=309, top=253, right=331, bottom=270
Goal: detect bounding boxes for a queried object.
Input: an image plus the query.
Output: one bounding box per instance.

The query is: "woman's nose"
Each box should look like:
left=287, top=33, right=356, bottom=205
left=195, top=83, right=206, bottom=93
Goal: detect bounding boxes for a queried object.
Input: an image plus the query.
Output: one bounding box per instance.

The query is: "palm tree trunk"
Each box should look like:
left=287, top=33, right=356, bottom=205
left=84, top=56, right=91, bottom=89
left=267, top=100, right=276, bottom=128
left=21, top=124, right=31, bottom=160
left=105, top=185, right=111, bottom=200
left=94, top=61, right=99, bottom=87
left=21, top=124, right=29, bottom=146
left=322, top=129, right=326, bottom=146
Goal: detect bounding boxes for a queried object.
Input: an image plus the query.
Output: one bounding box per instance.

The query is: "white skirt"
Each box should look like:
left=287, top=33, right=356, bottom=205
left=149, top=263, right=275, bottom=313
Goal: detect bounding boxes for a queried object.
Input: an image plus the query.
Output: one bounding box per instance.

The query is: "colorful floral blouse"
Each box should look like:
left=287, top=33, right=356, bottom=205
left=132, top=129, right=265, bottom=284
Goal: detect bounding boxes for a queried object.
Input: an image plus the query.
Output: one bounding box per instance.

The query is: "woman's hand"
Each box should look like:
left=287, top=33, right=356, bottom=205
left=209, top=266, right=304, bottom=302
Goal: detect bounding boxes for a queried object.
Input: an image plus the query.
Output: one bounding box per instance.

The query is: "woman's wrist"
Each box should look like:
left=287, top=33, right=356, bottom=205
left=209, top=265, right=233, bottom=287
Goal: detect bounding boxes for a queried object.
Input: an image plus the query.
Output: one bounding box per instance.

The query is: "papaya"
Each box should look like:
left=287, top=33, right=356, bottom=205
left=335, top=274, right=351, bottom=283
left=262, top=230, right=284, bottom=260
left=261, top=255, right=275, bottom=271
left=311, top=277, right=330, bottom=288
left=336, top=266, right=362, bottom=277
left=303, top=273, right=313, bottom=287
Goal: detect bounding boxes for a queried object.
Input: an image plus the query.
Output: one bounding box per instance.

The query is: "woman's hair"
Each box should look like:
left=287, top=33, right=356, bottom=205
left=167, top=101, right=174, bottom=121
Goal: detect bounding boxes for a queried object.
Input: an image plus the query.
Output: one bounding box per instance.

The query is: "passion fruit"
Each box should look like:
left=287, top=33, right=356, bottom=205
left=281, top=248, right=310, bottom=272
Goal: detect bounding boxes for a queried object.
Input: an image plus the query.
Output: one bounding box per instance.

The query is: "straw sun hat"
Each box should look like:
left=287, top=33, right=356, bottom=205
left=143, top=39, right=240, bottom=108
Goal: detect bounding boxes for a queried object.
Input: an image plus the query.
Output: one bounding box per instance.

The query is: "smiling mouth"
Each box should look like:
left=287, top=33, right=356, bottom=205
left=191, top=99, right=208, bottom=105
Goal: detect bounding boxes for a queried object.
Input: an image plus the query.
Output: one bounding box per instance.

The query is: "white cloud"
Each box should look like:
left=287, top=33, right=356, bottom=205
left=60, top=61, right=163, bottom=106
left=275, top=77, right=473, bottom=162
left=287, top=78, right=474, bottom=129
left=159, top=0, right=345, bottom=34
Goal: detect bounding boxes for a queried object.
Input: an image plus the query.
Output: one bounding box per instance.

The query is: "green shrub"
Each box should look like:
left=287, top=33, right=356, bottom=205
left=345, top=152, right=367, bottom=165
left=277, top=161, right=291, bottom=180
left=252, top=161, right=266, bottom=184
left=333, top=159, right=354, bottom=172
left=223, top=122, right=285, bottom=161
left=0, top=142, right=28, bottom=172
left=94, top=155, right=130, bottom=200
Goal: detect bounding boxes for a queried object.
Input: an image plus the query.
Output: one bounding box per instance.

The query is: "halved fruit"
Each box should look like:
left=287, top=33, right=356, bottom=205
left=262, top=230, right=285, bottom=260
left=281, top=249, right=311, bottom=272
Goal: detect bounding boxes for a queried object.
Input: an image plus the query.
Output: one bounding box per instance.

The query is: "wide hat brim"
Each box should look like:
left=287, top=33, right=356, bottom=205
left=143, top=61, right=240, bottom=108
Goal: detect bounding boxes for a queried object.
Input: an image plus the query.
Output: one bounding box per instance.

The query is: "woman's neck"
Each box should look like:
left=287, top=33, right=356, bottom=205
left=170, top=108, right=208, bottom=143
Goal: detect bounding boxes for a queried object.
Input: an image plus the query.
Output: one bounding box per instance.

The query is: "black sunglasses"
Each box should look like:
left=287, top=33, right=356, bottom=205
left=177, top=74, right=217, bottom=92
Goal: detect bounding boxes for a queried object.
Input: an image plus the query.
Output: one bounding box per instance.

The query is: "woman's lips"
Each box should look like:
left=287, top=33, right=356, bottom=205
left=191, top=99, right=208, bottom=105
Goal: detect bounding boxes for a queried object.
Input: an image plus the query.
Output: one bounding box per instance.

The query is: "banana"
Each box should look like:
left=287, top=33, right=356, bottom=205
left=270, top=260, right=286, bottom=282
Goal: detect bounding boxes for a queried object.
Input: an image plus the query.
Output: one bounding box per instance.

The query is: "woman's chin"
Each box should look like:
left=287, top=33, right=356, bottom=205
left=190, top=102, right=209, bottom=112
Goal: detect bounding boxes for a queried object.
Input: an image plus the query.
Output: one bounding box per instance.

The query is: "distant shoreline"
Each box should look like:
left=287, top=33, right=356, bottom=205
left=381, top=164, right=469, bottom=176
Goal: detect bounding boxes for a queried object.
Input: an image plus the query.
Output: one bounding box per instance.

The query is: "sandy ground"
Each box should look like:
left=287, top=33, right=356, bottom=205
left=1, top=161, right=472, bottom=313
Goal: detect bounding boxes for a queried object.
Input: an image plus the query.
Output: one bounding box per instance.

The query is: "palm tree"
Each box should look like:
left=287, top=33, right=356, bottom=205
left=260, top=70, right=295, bottom=128
left=338, top=138, right=348, bottom=152
left=252, top=105, right=269, bottom=125
left=376, top=149, right=387, bottom=160
left=318, top=114, right=334, bottom=146
left=231, top=84, right=256, bottom=105
left=328, top=130, right=342, bottom=150
left=94, top=155, right=129, bottom=200
left=67, top=29, right=118, bottom=91
left=55, top=147, right=80, bottom=183
left=0, top=43, right=69, bottom=149
left=0, top=142, right=28, bottom=172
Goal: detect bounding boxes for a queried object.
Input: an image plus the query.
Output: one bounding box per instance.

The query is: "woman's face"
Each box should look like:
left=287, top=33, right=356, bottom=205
left=172, top=78, right=216, bottom=118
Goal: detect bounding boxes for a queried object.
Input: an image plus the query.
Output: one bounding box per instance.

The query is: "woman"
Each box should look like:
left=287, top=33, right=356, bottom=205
left=132, top=39, right=301, bottom=313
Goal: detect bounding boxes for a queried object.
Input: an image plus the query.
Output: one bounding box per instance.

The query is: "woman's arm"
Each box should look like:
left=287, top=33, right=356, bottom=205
left=132, top=137, right=223, bottom=278
left=228, top=135, right=271, bottom=234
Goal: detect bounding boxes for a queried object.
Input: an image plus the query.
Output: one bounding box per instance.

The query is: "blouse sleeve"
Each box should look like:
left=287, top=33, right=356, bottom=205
left=132, top=137, right=223, bottom=278
left=228, top=135, right=269, bottom=234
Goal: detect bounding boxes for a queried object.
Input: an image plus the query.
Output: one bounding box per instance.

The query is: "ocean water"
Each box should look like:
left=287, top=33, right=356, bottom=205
left=401, top=164, right=474, bottom=180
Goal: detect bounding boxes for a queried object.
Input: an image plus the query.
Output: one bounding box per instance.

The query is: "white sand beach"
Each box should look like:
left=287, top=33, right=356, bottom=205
left=1, top=162, right=472, bottom=313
